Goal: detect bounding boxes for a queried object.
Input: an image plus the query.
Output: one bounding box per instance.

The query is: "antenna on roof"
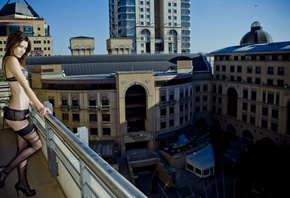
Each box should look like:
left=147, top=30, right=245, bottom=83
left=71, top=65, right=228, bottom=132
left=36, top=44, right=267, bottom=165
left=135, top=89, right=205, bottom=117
left=6, top=0, right=11, bottom=5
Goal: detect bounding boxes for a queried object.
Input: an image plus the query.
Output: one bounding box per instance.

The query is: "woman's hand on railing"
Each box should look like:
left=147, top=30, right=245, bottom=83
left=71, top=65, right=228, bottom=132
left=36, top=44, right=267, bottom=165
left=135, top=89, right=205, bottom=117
left=39, top=106, right=52, bottom=121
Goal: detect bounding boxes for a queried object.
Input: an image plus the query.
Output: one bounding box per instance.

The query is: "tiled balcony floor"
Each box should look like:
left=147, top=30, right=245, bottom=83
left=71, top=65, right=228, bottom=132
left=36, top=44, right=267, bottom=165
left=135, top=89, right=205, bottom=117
left=0, top=128, right=66, bottom=198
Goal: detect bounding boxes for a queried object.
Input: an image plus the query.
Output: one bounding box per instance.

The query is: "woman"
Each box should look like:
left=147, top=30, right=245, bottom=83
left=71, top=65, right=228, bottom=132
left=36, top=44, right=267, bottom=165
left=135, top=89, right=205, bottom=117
left=0, top=31, right=51, bottom=197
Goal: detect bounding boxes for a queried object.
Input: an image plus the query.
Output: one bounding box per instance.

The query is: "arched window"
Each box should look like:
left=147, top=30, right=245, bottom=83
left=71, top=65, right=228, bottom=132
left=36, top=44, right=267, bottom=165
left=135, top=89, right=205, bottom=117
left=140, top=29, right=151, bottom=53
left=61, top=96, right=68, bottom=105
left=168, top=30, right=177, bottom=53
left=101, top=96, right=109, bottom=106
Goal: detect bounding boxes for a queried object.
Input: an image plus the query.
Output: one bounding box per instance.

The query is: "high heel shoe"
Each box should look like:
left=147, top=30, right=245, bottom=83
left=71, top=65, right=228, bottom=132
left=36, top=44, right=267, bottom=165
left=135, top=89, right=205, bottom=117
left=0, top=167, right=5, bottom=188
left=15, top=183, right=36, bottom=197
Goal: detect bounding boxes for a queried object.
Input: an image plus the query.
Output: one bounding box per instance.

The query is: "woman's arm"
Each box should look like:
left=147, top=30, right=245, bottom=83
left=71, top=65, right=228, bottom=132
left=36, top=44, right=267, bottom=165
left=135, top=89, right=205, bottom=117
left=6, top=57, right=51, bottom=119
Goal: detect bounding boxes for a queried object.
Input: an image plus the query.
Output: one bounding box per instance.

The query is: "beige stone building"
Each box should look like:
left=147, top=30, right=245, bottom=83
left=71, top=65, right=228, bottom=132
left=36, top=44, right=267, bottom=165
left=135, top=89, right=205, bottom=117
left=0, top=1, right=52, bottom=58
left=70, top=36, right=95, bottom=55
left=208, top=22, right=290, bottom=147
left=27, top=53, right=212, bottom=157
left=106, top=37, right=132, bottom=55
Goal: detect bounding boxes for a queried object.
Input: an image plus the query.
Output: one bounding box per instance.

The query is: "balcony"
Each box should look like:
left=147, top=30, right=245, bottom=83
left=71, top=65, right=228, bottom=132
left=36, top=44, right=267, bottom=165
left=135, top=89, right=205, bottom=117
left=0, top=102, right=145, bottom=198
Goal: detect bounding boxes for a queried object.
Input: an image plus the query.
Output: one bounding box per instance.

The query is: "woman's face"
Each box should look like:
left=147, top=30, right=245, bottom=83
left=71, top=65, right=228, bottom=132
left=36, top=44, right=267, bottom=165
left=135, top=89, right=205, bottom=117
left=13, top=40, right=28, bottom=58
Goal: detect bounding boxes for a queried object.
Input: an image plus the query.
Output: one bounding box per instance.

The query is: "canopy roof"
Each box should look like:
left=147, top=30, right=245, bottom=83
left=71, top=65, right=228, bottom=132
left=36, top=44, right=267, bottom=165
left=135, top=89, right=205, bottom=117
left=186, top=143, right=215, bottom=170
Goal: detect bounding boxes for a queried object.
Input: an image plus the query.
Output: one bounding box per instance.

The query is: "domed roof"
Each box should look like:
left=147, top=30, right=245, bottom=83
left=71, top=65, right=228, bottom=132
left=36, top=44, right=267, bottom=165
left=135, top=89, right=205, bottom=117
left=0, top=2, right=39, bottom=18
left=240, top=21, right=273, bottom=45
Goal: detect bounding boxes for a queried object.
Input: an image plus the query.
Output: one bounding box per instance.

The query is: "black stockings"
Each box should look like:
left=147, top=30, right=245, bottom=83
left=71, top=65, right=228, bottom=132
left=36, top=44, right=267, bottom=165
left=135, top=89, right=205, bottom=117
left=0, top=125, right=42, bottom=192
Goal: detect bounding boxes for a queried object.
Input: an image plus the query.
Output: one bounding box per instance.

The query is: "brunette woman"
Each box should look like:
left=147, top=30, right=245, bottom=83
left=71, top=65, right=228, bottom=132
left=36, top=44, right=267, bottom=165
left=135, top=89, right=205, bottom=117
left=0, top=31, right=51, bottom=197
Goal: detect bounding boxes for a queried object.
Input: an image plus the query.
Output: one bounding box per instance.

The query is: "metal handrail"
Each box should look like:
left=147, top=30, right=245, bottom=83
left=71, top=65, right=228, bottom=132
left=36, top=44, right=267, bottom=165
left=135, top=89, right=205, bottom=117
left=44, top=113, right=146, bottom=198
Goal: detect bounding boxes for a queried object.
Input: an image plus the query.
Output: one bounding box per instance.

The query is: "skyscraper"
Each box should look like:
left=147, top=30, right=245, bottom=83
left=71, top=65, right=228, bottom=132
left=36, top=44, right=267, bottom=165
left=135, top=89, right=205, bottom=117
left=109, top=0, right=190, bottom=54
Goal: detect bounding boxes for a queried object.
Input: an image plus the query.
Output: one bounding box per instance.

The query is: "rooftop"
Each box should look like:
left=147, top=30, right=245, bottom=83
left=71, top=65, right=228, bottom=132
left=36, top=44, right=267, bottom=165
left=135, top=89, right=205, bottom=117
left=210, top=41, right=290, bottom=54
left=26, top=53, right=212, bottom=76
left=0, top=1, right=39, bottom=18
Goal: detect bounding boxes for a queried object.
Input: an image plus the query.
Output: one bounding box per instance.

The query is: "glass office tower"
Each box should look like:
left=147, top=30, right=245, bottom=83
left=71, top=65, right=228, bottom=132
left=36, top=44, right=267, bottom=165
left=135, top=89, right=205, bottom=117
left=109, top=0, right=190, bottom=54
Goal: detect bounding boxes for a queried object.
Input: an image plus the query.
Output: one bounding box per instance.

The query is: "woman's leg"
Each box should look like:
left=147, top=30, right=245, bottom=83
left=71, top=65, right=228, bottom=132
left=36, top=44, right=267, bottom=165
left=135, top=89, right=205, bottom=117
left=0, top=121, right=42, bottom=189
left=16, top=134, right=32, bottom=192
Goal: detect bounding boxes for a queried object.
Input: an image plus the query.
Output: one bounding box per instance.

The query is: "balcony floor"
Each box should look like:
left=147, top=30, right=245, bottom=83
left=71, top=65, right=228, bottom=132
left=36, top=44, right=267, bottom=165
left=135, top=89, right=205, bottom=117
left=0, top=128, right=66, bottom=198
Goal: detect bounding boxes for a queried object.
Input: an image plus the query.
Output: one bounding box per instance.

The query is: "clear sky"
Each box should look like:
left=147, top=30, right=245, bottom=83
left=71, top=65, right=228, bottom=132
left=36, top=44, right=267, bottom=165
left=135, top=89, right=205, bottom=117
left=1, top=0, right=289, bottom=55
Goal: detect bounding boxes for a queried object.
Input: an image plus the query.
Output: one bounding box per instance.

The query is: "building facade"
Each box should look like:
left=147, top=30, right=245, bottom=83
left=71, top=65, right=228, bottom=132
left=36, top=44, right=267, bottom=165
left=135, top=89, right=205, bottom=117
left=27, top=54, right=212, bottom=156
left=109, top=0, right=191, bottom=54
left=69, top=36, right=95, bottom=55
left=0, top=1, right=52, bottom=58
left=208, top=22, right=290, bottom=147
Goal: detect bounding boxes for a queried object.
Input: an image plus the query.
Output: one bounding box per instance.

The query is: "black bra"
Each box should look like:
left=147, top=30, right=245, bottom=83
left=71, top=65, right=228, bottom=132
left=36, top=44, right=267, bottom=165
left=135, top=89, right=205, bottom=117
left=3, top=57, right=28, bottom=82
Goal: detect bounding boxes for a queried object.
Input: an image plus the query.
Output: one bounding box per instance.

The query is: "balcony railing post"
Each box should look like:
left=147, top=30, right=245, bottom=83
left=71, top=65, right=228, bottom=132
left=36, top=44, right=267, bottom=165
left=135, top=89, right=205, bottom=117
left=44, top=101, right=59, bottom=178
left=77, top=127, right=92, bottom=198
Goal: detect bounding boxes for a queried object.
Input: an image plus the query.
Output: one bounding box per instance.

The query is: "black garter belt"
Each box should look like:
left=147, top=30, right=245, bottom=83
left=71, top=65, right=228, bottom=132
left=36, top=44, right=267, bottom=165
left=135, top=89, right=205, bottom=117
left=3, top=106, right=34, bottom=136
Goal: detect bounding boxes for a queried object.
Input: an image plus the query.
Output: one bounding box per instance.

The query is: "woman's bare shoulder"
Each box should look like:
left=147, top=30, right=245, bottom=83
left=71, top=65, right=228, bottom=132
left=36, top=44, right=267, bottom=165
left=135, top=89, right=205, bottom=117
left=6, top=56, right=20, bottom=68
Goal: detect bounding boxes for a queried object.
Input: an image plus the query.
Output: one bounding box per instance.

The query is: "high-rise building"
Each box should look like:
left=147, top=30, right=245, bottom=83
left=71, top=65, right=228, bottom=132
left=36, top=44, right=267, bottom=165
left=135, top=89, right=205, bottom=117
left=108, top=0, right=190, bottom=54
left=0, top=0, right=52, bottom=58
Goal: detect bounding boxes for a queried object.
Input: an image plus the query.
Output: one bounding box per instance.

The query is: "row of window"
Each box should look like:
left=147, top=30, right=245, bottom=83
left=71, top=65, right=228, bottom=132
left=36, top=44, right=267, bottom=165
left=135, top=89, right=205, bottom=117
left=33, top=40, right=51, bottom=44
left=49, top=94, right=110, bottom=107
left=216, top=65, right=285, bottom=75
left=213, top=85, right=281, bottom=105
left=62, top=113, right=110, bottom=123
left=242, top=103, right=279, bottom=119
left=160, top=113, right=191, bottom=130
left=160, top=84, right=208, bottom=101
left=70, top=126, right=111, bottom=136
left=215, top=54, right=290, bottom=62
left=216, top=75, right=287, bottom=87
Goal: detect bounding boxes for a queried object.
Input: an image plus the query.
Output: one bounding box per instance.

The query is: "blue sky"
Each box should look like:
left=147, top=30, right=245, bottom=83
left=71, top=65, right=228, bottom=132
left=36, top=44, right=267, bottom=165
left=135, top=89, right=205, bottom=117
left=1, top=0, right=289, bottom=55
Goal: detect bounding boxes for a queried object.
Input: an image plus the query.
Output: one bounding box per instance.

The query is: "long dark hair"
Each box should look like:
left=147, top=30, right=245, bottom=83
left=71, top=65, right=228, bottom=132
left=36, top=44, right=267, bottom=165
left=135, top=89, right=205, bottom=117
left=3, top=31, right=31, bottom=67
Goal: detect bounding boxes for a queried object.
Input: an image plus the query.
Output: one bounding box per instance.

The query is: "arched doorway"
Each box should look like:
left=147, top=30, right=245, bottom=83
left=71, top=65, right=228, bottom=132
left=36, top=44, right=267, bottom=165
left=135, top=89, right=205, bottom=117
left=242, top=130, right=254, bottom=142
left=125, top=85, right=146, bottom=132
left=226, top=124, right=236, bottom=136
left=227, top=88, right=238, bottom=118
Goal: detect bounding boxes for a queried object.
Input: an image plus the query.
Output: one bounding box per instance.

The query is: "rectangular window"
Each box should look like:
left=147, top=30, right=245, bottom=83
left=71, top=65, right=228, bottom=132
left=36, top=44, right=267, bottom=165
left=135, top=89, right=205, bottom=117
left=268, top=67, right=274, bottom=75
left=255, top=78, right=261, bottom=84
left=251, top=90, right=257, bottom=101
left=247, top=77, right=252, bottom=83
left=255, top=66, right=261, bottom=74
left=103, top=128, right=111, bottom=136
left=250, top=104, right=256, bottom=113
left=102, top=114, right=110, bottom=122
left=161, top=121, right=166, bottom=129
left=243, top=89, right=248, bottom=99
left=242, top=114, right=247, bottom=122
left=62, top=113, right=69, bottom=121
left=261, top=119, right=268, bottom=129
left=230, top=66, right=235, bottom=72
left=247, top=66, right=252, bottom=73
left=222, top=65, right=226, bottom=72
left=161, top=108, right=166, bottom=117
left=169, top=107, right=174, bottom=115
left=89, top=114, right=97, bottom=122
left=237, top=66, right=242, bottom=73
left=276, top=93, right=280, bottom=105
left=242, top=102, right=248, bottom=111
left=267, top=79, right=273, bottom=86
left=277, top=79, right=284, bottom=87
left=272, top=109, right=279, bottom=119
left=262, top=107, right=268, bottom=116
left=277, top=67, right=285, bottom=75
left=169, top=119, right=174, bottom=127
left=250, top=116, right=255, bottom=125
left=268, top=92, right=274, bottom=104
left=271, top=122, right=278, bottom=132
left=90, top=127, right=98, bottom=136
left=72, top=114, right=80, bottom=122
